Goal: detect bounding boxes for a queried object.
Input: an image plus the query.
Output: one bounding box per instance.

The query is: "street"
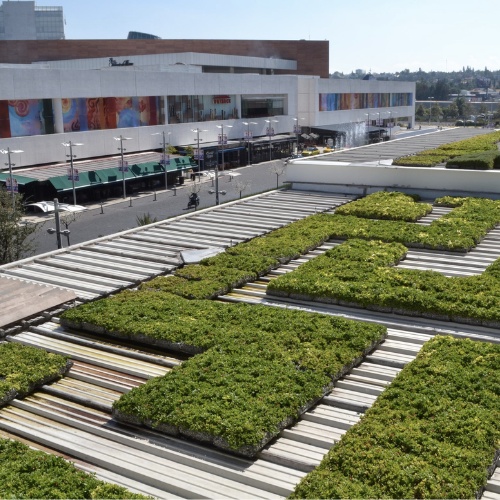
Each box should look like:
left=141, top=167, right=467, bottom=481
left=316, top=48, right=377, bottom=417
left=30, top=160, right=287, bottom=256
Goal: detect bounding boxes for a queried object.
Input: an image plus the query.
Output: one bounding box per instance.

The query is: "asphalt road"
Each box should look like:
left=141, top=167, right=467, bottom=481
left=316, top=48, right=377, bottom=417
left=30, top=160, right=287, bottom=256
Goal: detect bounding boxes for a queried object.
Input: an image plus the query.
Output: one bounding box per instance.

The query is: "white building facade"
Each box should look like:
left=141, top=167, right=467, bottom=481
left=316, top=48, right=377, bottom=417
left=0, top=54, right=415, bottom=168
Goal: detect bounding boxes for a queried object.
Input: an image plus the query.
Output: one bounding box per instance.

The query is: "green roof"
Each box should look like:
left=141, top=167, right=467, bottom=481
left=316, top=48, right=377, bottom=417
left=26, top=158, right=197, bottom=192
left=49, top=170, right=103, bottom=191
left=131, top=161, right=165, bottom=177
left=171, top=157, right=197, bottom=169
left=97, top=167, right=136, bottom=184
left=0, top=173, right=38, bottom=185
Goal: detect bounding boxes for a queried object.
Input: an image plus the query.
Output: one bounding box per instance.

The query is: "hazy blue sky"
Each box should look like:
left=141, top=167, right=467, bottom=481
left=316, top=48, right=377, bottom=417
left=48, top=0, right=498, bottom=74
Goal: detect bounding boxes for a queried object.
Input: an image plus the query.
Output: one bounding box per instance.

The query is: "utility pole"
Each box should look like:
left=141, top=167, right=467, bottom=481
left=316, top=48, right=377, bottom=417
left=62, top=141, right=83, bottom=205
left=192, top=128, right=208, bottom=181
left=0, top=147, right=23, bottom=209
left=242, top=121, right=257, bottom=166
left=265, top=119, right=279, bottom=161
left=114, top=135, right=132, bottom=199
left=152, top=130, right=171, bottom=190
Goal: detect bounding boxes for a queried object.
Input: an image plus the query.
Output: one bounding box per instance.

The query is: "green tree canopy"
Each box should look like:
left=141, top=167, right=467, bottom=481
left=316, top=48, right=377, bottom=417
left=0, top=187, right=40, bottom=265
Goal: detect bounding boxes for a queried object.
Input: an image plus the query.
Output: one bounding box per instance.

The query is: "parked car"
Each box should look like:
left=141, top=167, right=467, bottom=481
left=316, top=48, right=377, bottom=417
left=284, top=154, right=303, bottom=164
left=301, top=147, right=320, bottom=157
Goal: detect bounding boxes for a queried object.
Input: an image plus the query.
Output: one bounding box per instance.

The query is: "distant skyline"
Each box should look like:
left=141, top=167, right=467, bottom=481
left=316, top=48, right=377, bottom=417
left=30, top=0, right=500, bottom=74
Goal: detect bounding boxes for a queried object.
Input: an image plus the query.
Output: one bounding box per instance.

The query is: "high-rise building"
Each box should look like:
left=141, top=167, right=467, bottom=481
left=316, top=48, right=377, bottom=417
left=0, top=1, right=64, bottom=41
left=127, top=31, right=161, bottom=40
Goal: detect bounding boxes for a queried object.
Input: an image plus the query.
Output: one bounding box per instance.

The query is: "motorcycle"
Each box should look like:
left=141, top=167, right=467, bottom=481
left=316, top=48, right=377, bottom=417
left=187, top=193, right=200, bottom=209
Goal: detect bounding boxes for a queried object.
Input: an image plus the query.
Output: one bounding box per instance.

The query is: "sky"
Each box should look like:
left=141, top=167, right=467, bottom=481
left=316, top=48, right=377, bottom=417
left=43, top=0, right=499, bottom=74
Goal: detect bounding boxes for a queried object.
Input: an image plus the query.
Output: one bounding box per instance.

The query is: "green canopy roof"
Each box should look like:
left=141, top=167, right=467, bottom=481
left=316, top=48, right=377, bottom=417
left=0, top=172, right=38, bottom=186
left=49, top=170, right=102, bottom=191
left=97, top=167, right=136, bottom=184
left=171, top=157, right=197, bottom=170
left=131, top=161, right=165, bottom=177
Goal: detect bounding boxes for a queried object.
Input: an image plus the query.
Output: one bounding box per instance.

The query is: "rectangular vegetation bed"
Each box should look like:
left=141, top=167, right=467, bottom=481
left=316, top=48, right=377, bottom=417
left=62, top=295, right=387, bottom=456
left=0, top=438, right=148, bottom=499
left=290, top=336, right=500, bottom=499
left=267, top=238, right=500, bottom=327
left=334, top=191, right=432, bottom=222
left=0, top=342, right=72, bottom=407
left=393, top=131, right=500, bottom=167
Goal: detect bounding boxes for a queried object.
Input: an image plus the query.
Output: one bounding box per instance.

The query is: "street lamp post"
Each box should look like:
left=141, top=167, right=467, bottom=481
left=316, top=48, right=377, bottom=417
left=265, top=119, right=279, bottom=161
left=216, top=124, right=233, bottom=205
left=62, top=141, right=83, bottom=205
left=293, top=117, right=305, bottom=154
left=113, top=135, right=132, bottom=199
left=0, top=147, right=23, bottom=209
left=428, top=97, right=434, bottom=125
left=152, top=130, right=171, bottom=190
left=376, top=112, right=381, bottom=141
left=364, top=113, right=371, bottom=144
left=192, top=128, right=208, bottom=181
left=242, top=121, right=257, bottom=166
left=387, top=111, right=393, bottom=139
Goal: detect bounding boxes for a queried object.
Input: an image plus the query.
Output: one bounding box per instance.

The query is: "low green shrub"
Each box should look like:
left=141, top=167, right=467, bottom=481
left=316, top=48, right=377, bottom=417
left=446, top=151, right=500, bottom=170
left=335, top=191, right=431, bottom=222
left=0, top=343, right=71, bottom=404
left=63, top=292, right=386, bottom=452
left=268, top=238, right=500, bottom=322
left=62, top=292, right=385, bottom=372
left=437, top=131, right=500, bottom=151
left=290, top=336, right=500, bottom=499
left=0, top=438, right=149, bottom=499
left=393, top=155, right=443, bottom=167
left=144, top=196, right=499, bottom=301
left=394, top=131, right=500, bottom=167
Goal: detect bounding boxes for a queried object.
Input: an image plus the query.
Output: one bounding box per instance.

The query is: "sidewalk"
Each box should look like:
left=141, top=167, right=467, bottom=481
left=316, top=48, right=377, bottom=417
left=21, top=160, right=281, bottom=224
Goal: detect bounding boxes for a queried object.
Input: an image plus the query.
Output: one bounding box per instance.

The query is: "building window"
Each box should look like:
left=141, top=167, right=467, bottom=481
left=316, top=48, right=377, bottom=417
left=167, top=95, right=238, bottom=123
left=241, top=96, right=285, bottom=118
left=319, top=93, right=413, bottom=112
left=61, top=96, right=160, bottom=132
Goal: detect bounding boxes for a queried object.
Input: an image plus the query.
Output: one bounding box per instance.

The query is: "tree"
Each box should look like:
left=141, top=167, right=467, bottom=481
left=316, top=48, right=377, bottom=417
left=233, top=180, right=251, bottom=199
left=493, top=103, right=500, bottom=120
left=415, top=103, right=427, bottom=120
left=478, top=103, right=488, bottom=115
left=270, top=162, right=286, bottom=189
left=58, top=211, right=83, bottom=246
left=431, top=102, right=443, bottom=122
left=0, top=187, right=40, bottom=264
left=455, top=96, right=470, bottom=117
left=444, top=102, right=459, bottom=120
left=184, top=145, right=194, bottom=160
left=167, top=145, right=178, bottom=155
left=462, top=101, right=473, bottom=119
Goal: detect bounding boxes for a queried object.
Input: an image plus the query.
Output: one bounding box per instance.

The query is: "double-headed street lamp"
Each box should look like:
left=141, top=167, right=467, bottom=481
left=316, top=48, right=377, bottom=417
left=386, top=111, right=393, bottom=139
left=152, top=130, right=171, bottom=190
left=192, top=128, right=208, bottom=181
left=428, top=96, right=434, bottom=125
left=265, top=119, right=279, bottom=161
left=293, top=117, right=305, bottom=154
left=62, top=141, right=83, bottom=205
left=242, top=121, right=257, bottom=166
left=113, top=135, right=132, bottom=199
left=215, top=124, right=232, bottom=205
left=0, top=147, right=23, bottom=209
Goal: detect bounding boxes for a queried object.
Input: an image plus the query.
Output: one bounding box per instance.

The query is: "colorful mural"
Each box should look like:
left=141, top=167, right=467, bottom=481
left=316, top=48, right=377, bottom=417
left=319, top=93, right=412, bottom=112
left=7, top=100, right=51, bottom=137
left=61, top=96, right=159, bottom=133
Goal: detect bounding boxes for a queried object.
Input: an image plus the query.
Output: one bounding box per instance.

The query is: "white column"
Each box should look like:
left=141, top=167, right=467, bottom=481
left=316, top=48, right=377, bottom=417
left=236, top=95, right=242, bottom=120
left=53, top=98, right=64, bottom=134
